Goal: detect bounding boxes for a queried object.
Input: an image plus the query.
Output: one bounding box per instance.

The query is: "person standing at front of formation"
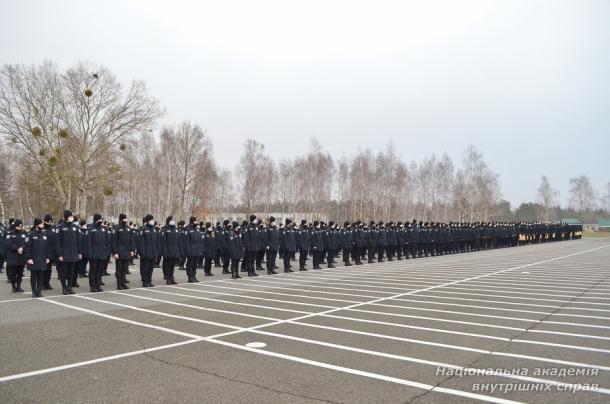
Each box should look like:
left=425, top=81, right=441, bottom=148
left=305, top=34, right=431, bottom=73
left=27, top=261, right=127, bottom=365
left=203, top=222, right=216, bottom=277
left=86, top=213, right=109, bottom=293
left=296, top=220, right=310, bottom=271
left=160, top=216, right=181, bottom=285
left=42, top=214, right=56, bottom=290
left=243, top=215, right=259, bottom=277
left=228, top=222, right=243, bottom=279
left=112, top=214, right=135, bottom=290
left=279, top=219, right=296, bottom=273
left=184, top=216, right=202, bottom=283
left=6, top=219, right=27, bottom=293
left=266, top=216, right=280, bottom=275
left=24, top=218, right=51, bottom=297
left=137, top=214, right=159, bottom=287
left=56, top=210, right=82, bottom=295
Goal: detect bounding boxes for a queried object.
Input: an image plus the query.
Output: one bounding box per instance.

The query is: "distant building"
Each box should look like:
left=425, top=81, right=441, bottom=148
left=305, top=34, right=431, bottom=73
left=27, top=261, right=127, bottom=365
left=598, top=218, right=610, bottom=232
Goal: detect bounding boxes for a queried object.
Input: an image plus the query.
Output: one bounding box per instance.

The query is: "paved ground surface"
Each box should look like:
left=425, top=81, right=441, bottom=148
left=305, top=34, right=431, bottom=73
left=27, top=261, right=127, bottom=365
left=1, top=238, right=609, bottom=403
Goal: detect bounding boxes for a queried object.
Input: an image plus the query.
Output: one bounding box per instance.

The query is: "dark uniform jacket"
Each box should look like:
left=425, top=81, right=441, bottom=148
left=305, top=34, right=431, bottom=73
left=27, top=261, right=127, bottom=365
left=25, top=228, right=50, bottom=271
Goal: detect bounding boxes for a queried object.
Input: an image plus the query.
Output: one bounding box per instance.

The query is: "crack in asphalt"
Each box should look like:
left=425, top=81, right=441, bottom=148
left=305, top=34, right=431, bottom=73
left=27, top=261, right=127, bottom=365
left=403, top=272, right=610, bottom=403
left=136, top=336, right=341, bottom=404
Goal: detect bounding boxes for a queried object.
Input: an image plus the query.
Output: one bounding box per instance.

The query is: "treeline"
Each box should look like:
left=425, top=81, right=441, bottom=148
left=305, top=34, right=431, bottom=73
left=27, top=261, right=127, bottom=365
left=0, top=61, right=608, bottom=224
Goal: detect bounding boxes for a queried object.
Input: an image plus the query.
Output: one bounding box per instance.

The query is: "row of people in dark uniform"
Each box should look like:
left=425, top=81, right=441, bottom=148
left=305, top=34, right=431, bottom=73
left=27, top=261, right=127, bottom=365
left=0, top=211, right=582, bottom=297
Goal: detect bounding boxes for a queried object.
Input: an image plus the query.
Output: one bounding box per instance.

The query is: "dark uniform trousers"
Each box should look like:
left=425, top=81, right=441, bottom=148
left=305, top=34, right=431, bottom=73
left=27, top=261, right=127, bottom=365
left=298, top=249, right=308, bottom=268
left=89, top=260, right=104, bottom=290
left=186, top=256, right=199, bottom=281
left=140, top=258, right=155, bottom=285
left=115, top=259, right=130, bottom=287
left=162, top=258, right=177, bottom=280
left=58, top=261, right=77, bottom=290
left=266, top=249, right=277, bottom=271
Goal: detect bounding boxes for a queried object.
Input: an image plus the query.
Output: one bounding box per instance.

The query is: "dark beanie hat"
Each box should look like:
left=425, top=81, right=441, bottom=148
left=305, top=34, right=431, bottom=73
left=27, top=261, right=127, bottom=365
left=93, top=213, right=103, bottom=222
left=64, top=210, right=73, bottom=219
left=119, top=213, right=127, bottom=222
left=249, top=214, right=257, bottom=223
left=33, top=218, right=43, bottom=227
left=13, top=219, right=23, bottom=227
left=144, top=214, right=154, bottom=223
left=44, top=214, right=53, bottom=222
left=301, top=219, right=307, bottom=225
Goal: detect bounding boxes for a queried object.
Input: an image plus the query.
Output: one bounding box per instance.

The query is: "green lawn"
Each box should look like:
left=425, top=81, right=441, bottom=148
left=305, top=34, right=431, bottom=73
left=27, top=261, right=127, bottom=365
left=583, top=231, right=610, bottom=238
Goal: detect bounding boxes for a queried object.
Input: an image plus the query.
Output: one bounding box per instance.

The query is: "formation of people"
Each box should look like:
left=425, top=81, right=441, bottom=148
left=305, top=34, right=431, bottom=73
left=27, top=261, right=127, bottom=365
left=0, top=210, right=583, bottom=297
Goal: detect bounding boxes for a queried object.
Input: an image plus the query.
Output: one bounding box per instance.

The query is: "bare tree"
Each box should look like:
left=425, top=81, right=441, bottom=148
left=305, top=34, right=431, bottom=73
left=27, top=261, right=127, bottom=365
left=453, top=145, right=500, bottom=222
left=568, top=175, right=597, bottom=215
left=0, top=61, right=162, bottom=216
left=238, top=139, right=271, bottom=212
left=536, top=175, right=559, bottom=221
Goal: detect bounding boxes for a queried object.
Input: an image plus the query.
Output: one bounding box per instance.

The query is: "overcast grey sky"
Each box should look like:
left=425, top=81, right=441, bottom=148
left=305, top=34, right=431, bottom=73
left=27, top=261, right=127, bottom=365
left=1, top=0, right=609, bottom=207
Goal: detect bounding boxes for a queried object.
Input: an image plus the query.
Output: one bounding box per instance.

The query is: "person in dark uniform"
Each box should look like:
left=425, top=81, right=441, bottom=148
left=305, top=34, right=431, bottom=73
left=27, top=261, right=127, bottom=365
left=41, top=214, right=56, bottom=290
left=203, top=222, right=215, bottom=276
left=311, top=221, right=323, bottom=269
left=279, top=219, right=296, bottom=273
left=214, top=221, right=223, bottom=267
left=323, top=221, right=336, bottom=268
left=255, top=221, right=266, bottom=271
left=296, top=219, right=310, bottom=271
left=136, top=214, right=159, bottom=287
left=220, top=219, right=231, bottom=274
left=24, top=218, right=51, bottom=297
left=77, top=219, right=89, bottom=280
left=177, top=220, right=187, bottom=270
left=112, top=213, right=135, bottom=290
left=340, top=222, right=353, bottom=267
left=6, top=219, right=27, bottom=293
left=56, top=210, right=82, bottom=295
left=228, top=222, right=243, bottom=279
left=243, top=215, right=260, bottom=277
left=183, top=216, right=202, bottom=283
left=160, top=216, right=181, bottom=285
left=266, top=217, right=280, bottom=275
left=86, top=213, right=110, bottom=293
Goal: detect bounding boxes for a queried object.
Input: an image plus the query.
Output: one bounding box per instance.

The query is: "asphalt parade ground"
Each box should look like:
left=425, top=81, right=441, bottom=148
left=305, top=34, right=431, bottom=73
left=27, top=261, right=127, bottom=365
left=1, top=239, right=609, bottom=403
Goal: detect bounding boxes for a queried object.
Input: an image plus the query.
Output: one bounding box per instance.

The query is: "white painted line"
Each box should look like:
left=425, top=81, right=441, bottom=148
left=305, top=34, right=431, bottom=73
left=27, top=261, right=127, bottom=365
left=189, top=283, right=363, bottom=304
left=107, top=291, right=283, bottom=322
left=404, top=294, right=610, bottom=313
left=286, top=320, right=610, bottom=372
left=169, top=285, right=337, bottom=309
left=75, top=295, right=243, bottom=331
left=0, top=338, right=203, bottom=383
left=245, top=342, right=267, bottom=348
left=5, top=297, right=525, bottom=403
left=243, top=329, right=610, bottom=395
left=42, top=298, right=203, bottom=339
left=139, top=289, right=313, bottom=315
left=421, top=290, right=610, bottom=306
left=278, top=269, right=610, bottom=293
